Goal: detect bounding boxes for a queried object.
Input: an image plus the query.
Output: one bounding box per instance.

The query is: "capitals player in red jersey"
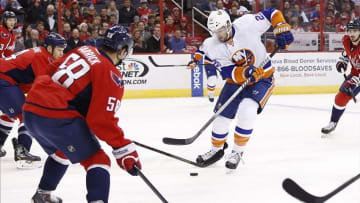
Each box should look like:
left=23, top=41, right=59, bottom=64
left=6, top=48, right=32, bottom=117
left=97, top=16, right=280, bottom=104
left=23, top=25, right=142, bottom=203
left=0, top=33, right=66, bottom=168
left=0, top=11, right=16, bottom=58
left=322, top=18, right=360, bottom=135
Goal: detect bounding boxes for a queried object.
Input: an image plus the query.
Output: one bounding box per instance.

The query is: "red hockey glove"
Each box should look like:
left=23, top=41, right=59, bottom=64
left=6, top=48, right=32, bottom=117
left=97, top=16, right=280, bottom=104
left=112, top=142, right=141, bottom=176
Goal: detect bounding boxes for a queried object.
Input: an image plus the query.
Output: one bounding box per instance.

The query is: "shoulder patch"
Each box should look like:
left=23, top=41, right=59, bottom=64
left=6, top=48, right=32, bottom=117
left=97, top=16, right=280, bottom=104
left=110, top=71, right=124, bottom=87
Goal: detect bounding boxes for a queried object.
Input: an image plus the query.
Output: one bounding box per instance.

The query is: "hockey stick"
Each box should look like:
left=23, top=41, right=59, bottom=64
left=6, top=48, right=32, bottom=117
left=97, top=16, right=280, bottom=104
left=283, top=174, right=360, bottom=203
left=343, top=73, right=357, bottom=103
left=134, top=164, right=168, bottom=203
left=162, top=46, right=281, bottom=145
left=133, top=141, right=205, bottom=168
left=148, top=56, right=207, bottom=67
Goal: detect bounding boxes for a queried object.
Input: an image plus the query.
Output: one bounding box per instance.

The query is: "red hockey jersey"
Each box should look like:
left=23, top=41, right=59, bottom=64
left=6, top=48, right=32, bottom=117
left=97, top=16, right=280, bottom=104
left=343, top=35, right=360, bottom=77
left=0, top=25, right=15, bottom=58
left=0, top=46, right=54, bottom=93
left=23, top=46, right=130, bottom=148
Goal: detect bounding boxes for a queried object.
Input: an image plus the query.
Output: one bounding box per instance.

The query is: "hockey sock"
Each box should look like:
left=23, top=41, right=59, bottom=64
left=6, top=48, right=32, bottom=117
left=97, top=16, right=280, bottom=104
left=0, top=130, right=8, bottom=146
left=86, top=167, right=110, bottom=203
left=330, top=106, right=345, bottom=123
left=331, top=91, right=351, bottom=123
left=17, top=124, right=32, bottom=151
left=39, top=156, right=68, bottom=191
left=0, top=115, right=14, bottom=146
left=233, top=126, right=252, bottom=152
left=212, top=116, right=232, bottom=148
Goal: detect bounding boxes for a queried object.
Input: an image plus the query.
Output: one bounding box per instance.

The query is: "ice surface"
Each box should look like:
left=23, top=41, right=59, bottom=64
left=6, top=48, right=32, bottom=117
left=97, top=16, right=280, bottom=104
left=1, top=94, right=360, bottom=203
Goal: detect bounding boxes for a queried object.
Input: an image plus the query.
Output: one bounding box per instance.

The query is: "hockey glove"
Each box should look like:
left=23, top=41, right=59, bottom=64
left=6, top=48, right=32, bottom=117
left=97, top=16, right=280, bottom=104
left=112, top=142, right=141, bottom=176
left=187, top=59, right=200, bottom=70
left=274, top=23, right=294, bottom=50
left=345, top=75, right=360, bottom=90
left=233, top=65, right=264, bottom=84
left=336, top=51, right=349, bottom=73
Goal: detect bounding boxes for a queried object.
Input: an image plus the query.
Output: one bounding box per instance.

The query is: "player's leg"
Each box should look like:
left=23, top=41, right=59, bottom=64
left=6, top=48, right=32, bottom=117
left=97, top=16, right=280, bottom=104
left=226, top=77, right=274, bottom=169
left=0, top=114, right=14, bottom=157
left=196, top=82, right=241, bottom=167
left=204, top=65, right=218, bottom=102
left=321, top=78, right=358, bottom=135
left=23, top=112, right=67, bottom=203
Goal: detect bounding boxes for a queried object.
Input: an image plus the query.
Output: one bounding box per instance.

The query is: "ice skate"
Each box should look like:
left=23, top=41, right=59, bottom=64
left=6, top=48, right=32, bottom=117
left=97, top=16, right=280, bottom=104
left=321, top=122, right=337, bottom=137
left=12, top=138, right=41, bottom=169
left=31, top=189, right=62, bottom=203
left=196, top=142, right=228, bottom=167
left=0, top=144, right=6, bottom=157
left=225, top=150, right=244, bottom=170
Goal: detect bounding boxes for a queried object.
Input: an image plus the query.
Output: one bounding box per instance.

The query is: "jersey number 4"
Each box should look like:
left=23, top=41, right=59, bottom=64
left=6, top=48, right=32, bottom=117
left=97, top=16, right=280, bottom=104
left=52, top=53, right=90, bottom=88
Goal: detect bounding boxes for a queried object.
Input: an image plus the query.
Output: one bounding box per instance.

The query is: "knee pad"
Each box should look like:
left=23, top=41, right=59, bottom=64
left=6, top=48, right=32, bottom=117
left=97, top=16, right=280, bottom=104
left=50, top=150, right=71, bottom=165
left=236, top=98, right=259, bottom=130
left=81, top=149, right=111, bottom=172
left=335, top=91, right=351, bottom=109
left=212, top=115, right=232, bottom=135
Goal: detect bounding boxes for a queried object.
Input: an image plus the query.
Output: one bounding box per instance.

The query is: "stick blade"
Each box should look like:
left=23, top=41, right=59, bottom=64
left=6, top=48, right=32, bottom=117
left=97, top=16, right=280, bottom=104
left=282, top=178, right=323, bottom=203
left=162, top=137, right=193, bottom=145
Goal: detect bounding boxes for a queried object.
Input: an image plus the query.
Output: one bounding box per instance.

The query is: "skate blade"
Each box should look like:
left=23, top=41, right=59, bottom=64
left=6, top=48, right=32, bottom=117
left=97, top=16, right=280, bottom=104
left=15, top=160, right=42, bottom=169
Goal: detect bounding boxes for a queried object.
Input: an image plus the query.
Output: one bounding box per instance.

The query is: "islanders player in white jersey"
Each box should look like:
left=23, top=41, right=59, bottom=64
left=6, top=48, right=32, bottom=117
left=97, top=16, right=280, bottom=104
left=194, top=9, right=293, bottom=169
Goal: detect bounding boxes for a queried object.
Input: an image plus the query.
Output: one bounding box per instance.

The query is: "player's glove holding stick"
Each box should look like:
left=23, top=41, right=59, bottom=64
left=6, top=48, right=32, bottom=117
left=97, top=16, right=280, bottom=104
left=274, top=23, right=294, bottom=50
left=187, top=58, right=200, bottom=70
left=345, top=75, right=360, bottom=90
left=336, top=51, right=349, bottom=73
left=233, top=65, right=265, bottom=84
left=112, top=142, right=142, bottom=176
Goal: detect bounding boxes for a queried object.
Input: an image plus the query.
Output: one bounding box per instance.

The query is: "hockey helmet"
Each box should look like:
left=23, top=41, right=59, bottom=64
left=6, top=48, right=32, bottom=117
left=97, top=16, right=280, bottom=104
left=103, top=24, right=133, bottom=55
left=44, top=32, right=67, bottom=48
left=207, top=10, right=232, bottom=38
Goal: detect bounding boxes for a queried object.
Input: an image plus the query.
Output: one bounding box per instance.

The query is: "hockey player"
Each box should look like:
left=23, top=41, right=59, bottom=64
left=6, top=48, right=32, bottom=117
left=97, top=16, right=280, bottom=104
left=0, top=33, right=66, bottom=168
left=321, top=18, right=360, bottom=135
left=188, top=54, right=218, bottom=102
left=23, top=25, right=141, bottom=203
left=194, top=9, right=293, bottom=169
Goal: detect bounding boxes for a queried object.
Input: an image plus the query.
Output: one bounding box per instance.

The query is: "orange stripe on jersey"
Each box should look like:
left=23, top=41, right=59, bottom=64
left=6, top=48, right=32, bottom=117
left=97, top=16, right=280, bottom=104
left=260, top=78, right=275, bottom=107
left=212, top=137, right=226, bottom=147
left=194, top=53, right=203, bottom=61
left=234, top=134, right=250, bottom=146
left=271, top=10, right=286, bottom=27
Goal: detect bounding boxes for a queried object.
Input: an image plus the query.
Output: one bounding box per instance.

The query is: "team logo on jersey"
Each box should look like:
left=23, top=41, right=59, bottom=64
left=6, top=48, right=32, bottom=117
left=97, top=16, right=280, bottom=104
left=110, top=71, right=124, bottom=87
left=231, top=48, right=255, bottom=66
left=351, top=56, right=360, bottom=70
left=1, top=32, right=9, bottom=38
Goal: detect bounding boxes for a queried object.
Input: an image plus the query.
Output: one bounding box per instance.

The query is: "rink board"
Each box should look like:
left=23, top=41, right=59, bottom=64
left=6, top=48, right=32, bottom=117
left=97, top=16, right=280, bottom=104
left=122, top=52, right=343, bottom=98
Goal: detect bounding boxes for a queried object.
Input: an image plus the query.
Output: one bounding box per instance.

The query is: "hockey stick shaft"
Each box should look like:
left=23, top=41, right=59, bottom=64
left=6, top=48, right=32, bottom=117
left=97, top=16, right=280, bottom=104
left=324, top=173, right=360, bottom=201
left=343, top=73, right=357, bottom=103
left=148, top=56, right=207, bottom=67
left=134, top=164, right=168, bottom=203
left=133, top=141, right=205, bottom=167
left=163, top=46, right=281, bottom=145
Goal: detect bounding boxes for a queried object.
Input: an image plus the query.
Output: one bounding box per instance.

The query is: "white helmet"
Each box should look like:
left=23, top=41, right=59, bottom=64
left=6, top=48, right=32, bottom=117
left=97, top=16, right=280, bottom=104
left=207, top=10, right=232, bottom=38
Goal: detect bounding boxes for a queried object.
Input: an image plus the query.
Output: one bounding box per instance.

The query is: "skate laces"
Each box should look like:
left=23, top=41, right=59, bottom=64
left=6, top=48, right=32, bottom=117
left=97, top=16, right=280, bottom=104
left=226, top=151, right=245, bottom=165
left=202, top=149, right=218, bottom=159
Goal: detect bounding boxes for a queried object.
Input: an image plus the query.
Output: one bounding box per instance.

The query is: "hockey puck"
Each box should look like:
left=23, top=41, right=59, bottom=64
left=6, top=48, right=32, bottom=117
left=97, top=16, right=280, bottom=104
left=190, top=172, right=198, bottom=176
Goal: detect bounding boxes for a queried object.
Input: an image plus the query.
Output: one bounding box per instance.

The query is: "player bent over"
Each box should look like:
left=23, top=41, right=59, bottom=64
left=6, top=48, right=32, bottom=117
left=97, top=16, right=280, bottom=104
left=194, top=9, right=293, bottom=169
left=322, top=18, right=360, bottom=136
left=0, top=33, right=66, bottom=168
left=23, top=25, right=141, bottom=203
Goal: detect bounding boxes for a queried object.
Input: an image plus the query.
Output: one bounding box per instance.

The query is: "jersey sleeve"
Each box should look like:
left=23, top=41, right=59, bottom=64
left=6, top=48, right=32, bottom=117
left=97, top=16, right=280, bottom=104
left=0, top=34, right=8, bottom=57
left=85, top=61, right=131, bottom=149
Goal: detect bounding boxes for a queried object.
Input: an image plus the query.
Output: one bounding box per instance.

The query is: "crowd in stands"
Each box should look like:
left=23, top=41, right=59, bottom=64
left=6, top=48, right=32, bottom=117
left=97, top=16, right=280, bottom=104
left=3, top=0, right=358, bottom=54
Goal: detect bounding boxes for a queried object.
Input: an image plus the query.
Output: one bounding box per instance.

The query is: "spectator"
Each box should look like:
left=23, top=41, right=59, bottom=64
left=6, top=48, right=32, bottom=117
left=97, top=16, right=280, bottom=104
left=25, top=0, right=43, bottom=24
left=201, top=0, right=217, bottom=14
left=326, top=1, right=338, bottom=17
left=85, top=4, right=97, bottom=24
left=283, top=1, right=291, bottom=15
left=290, top=16, right=305, bottom=32
left=147, top=26, right=171, bottom=53
left=230, top=5, right=239, bottom=22
left=292, top=4, right=309, bottom=23
left=61, top=22, right=72, bottom=40
left=107, top=0, right=119, bottom=23
left=336, top=15, right=349, bottom=32
left=310, top=3, right=321, bottom=20
left=63, top=8, right=78, bottom=29
left=137, top=0, right=153, bottom=19
left=309, top=17, right=320, bottom=32
left=352, top=3, right=360, bottom=18
left=147, top=13, right=156, bottom=33
left=24, top=29, right=42, bottom=48
left=100, top=8, right=109, bottom=23
left=99, top=22, right=109, bottom=36
left=172, top=7, right=181, bottom=25
left=164, top=15, right=178, bottom=37
left=168, top=28, right=186, bottom=53
left=44, top=4, right=57, bottom=32
left=324, top=15, right=336, bottom=32
left=118, top=0, right=138, bottom=25
left=343, top=2, right=353, bottom=17
left=109, top=14, right=117, bottom=26
left=65, top=28, right=84, bottom=53
left=179, top=16, right=191, bottom=37
left=156, top=0, right=171, bottom=18
left=79, top=0, right=91, bottom=8
left=91, top=15, right=102, bottom=30
left=21, top=23, right=32, bottom=42
left=1, top=0, right=24, bottom=15
left=79, top=22, right=90, bottom=41
left=132, top=28, right=146, bottom=53
left=129, top=15, right=140, bottom=32
left=284, top=10, right=293, bottom=23
left=239, top=0, right=252, bottom=11
left=85, top=28, right=102, bottom=48
left=215, top=0, right=230, bottom=15
left=136, top=20, right=151, bottom=41
left=14, top=26, right=25, bottom=53
left=36, top=21, right=49, bottom=42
